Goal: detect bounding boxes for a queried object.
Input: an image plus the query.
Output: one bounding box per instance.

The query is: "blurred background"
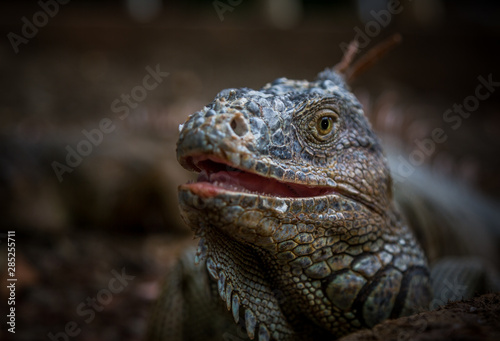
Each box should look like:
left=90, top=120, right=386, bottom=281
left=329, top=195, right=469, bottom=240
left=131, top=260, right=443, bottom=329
left=0, top=0, right=499, bottom=340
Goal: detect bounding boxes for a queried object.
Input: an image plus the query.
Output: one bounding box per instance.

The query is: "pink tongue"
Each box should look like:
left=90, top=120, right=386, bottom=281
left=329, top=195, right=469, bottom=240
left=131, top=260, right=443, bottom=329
left=202, top=171, right=299, bottom=197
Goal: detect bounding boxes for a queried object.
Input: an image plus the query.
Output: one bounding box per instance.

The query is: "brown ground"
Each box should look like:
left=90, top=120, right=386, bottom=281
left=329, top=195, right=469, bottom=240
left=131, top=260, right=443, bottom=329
left=0, top=1, right=499, bottom=340
left=340, top=293, right=500, bottom=341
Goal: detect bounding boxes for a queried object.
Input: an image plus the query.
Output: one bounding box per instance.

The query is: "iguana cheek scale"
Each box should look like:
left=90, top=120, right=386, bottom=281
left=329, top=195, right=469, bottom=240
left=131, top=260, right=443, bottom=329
left=174, top=71, right=432, bottom=340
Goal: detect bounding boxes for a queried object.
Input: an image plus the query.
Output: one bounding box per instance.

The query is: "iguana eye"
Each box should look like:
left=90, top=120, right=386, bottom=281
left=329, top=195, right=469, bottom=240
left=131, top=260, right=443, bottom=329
left=311, top=109, right=338, bottom=141
left=317, top=116, right=334, bottom=135
left=296, top=103, right=339, bottom=145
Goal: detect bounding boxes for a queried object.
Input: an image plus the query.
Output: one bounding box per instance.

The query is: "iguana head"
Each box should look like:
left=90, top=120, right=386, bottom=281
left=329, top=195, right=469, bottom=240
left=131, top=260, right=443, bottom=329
left=178, top=71, right=391, bottom=214
left=176, top=68, right=431, bottom=340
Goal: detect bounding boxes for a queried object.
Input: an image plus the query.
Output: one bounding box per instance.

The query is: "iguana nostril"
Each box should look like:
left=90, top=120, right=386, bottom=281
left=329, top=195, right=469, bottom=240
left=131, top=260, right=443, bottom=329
left=230, top=115, right=249, bottom=137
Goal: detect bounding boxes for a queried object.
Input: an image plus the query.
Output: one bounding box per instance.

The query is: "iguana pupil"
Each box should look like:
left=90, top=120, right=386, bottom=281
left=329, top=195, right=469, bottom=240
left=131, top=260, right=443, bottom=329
left=319, top=116, right=333, bottom=134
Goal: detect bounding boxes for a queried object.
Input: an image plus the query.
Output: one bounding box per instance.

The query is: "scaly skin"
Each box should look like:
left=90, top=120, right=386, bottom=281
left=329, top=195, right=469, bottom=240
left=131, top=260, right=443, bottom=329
left=171, top=68, right=432, bottom=340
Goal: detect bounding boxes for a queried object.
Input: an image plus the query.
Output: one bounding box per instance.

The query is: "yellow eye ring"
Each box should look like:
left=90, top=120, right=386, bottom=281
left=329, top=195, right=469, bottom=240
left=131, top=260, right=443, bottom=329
left=317, top=116, right=335, bottom=135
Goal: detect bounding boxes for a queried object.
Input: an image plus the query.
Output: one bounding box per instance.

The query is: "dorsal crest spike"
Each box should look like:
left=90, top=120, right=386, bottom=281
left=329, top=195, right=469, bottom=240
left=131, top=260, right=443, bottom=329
left=320, top=33, right=402, bottom=85
left=334, top=40, right=360, bottom=74
left=346, top=33, right=402, bottom=83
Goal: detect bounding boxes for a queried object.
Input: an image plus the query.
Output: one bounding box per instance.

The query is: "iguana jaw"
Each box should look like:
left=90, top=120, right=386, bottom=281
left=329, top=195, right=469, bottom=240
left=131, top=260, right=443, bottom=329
left=180, top=155, right=339, bottom=199
left=179, top=154, right=384, bottom=217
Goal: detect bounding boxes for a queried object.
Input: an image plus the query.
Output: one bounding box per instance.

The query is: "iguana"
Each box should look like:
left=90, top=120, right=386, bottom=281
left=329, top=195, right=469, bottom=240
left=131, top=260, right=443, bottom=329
left=147, top=41, right=500, bottom=341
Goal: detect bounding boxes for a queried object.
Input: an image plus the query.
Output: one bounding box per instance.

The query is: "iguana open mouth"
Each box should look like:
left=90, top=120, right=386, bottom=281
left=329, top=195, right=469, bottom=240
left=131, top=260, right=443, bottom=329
left=180, top=155, right=335, bottom=198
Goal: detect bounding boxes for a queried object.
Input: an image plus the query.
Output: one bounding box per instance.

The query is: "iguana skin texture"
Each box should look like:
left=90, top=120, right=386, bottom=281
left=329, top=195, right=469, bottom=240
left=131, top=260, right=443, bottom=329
left=154, top=69, right=433, bottom=340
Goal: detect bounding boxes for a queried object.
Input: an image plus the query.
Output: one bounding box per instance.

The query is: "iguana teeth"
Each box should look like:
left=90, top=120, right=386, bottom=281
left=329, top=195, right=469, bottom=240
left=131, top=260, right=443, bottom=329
left=245, top=309, right=257, bottom=340
left=195, top=238, right=207, bottom=265
left=225, top=282, right=233, bottom=310
left=218, top=271, right=226, bottom=300
left=206, top=257, right=218, bottom=280
left=232, top=294, right=240, bottom=323
left=258, top=323, right=270, bottom=341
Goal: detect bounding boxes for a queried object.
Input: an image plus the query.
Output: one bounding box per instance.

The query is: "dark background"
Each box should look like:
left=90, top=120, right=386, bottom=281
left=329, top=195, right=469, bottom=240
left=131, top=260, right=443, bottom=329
left=0, top=1, right=499, bottom=340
